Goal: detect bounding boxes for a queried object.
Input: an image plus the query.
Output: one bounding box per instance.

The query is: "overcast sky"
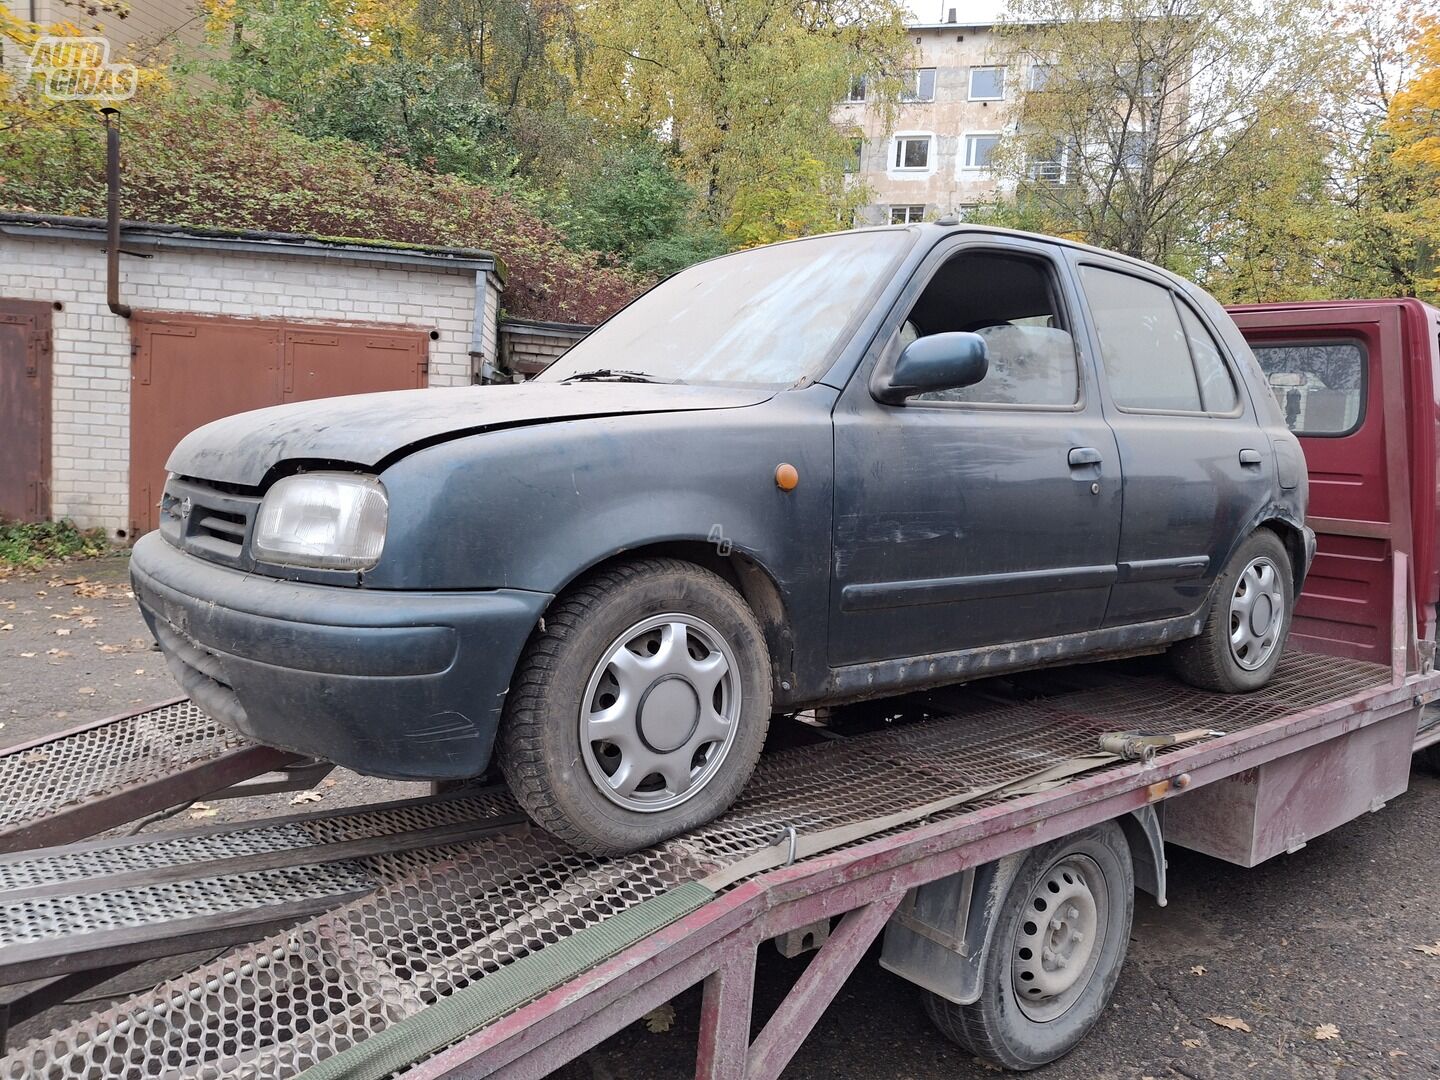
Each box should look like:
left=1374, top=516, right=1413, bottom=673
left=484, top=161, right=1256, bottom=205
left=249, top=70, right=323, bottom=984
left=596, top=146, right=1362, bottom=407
left=905, top=1, right=1008, bottom=23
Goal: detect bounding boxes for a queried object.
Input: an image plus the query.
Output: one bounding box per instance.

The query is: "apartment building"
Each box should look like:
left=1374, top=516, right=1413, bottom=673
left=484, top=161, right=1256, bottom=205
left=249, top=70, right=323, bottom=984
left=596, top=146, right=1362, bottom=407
left=838, top=12, right=1046, bottom=225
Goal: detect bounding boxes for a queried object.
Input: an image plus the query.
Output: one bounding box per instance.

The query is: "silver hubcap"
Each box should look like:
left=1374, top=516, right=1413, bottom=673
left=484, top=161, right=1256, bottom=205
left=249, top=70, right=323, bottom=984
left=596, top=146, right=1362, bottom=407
left=1012, top=855, right=1107, bottom=1022
left=579, top=613, right=741, bottom=813
left=1229, top=556, right=1285, bottom=670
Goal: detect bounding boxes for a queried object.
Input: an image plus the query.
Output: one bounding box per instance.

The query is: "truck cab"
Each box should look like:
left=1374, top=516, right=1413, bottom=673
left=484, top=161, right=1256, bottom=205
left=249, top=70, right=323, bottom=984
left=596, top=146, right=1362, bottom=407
left=1229, top=299, right=1440, bottom=684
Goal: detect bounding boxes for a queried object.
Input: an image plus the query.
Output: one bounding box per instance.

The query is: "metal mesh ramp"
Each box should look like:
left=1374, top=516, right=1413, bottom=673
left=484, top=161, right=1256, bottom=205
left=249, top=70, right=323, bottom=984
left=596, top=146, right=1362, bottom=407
left=0, top=652, right=1391, bottom=1079
left=0, top=700, right=296, bottom=853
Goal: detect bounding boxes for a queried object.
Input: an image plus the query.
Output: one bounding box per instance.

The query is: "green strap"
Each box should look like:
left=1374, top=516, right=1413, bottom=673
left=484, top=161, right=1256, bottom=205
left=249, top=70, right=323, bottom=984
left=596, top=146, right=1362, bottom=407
left=295, top=881, right=714, bottom=1080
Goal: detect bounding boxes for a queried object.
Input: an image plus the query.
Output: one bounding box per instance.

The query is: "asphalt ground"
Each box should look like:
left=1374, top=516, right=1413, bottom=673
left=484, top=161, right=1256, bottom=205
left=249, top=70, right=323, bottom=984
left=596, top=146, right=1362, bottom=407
left=2, top=553, right=1437, bottom=1077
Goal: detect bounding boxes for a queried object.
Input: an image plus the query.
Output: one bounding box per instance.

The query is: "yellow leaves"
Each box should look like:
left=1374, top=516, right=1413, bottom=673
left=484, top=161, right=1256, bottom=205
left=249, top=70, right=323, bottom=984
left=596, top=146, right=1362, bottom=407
left=1388, top=16, right=1440, bottom=171
left=1207, top=1015, right=1252, bottom=1032
left=1313, top=1023, right=1340, bottom=1041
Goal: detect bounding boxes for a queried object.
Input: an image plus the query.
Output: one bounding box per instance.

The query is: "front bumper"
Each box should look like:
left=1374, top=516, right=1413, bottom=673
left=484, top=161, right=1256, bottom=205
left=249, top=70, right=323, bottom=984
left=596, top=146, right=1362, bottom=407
left=130, top=532, right=552, bottom=780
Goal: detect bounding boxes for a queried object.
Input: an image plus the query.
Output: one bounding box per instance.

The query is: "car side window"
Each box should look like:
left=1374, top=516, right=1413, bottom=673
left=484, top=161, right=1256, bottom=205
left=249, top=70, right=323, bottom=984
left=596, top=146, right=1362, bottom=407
left=1080, top=266, right=1201, bottom=411
left=903, top=250, right=1080, bottom=407
left=1176, top=301, right=1238, bottom=413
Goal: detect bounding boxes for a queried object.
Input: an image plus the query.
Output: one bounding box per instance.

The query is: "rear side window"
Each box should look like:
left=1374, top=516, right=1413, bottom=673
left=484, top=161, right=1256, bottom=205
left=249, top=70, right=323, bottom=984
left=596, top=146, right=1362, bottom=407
left=1177, top=303, right=1238, bottom=412
left=1250, top=342, right=1365, bottom=436
left=1081, top=267, right=1199, bottom=411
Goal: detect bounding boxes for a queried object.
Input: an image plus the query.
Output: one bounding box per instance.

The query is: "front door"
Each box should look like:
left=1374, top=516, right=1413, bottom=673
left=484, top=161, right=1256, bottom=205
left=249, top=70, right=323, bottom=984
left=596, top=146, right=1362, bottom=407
left=829, top=240, right=1123, bottom=666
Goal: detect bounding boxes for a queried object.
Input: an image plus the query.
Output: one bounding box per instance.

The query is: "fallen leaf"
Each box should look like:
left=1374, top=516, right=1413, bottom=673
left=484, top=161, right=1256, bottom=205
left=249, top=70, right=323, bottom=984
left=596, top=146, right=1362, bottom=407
left=46, top=648, right=71, bottom=658
left=20, top=750, right=50, bottom=764
left=189, top=806, right=219, bottom=820
left=134, top=668, right=145, bottom=675
left=77, top=687, right=96, bottom=696
left=98, top=644, right=122, bottom=653
left=1390, top=1050, right=1408, bottom=1058
left=290, top=791, right=325, bottom=805
left=54, top=628, right=71, bottom=636
left=0, top=623, right=12, bottom=632
left=1190, top=965, right=1207, bottom=976
left=19, top=652, right=35, bottom=658
left=1313, top=1024, right=1340, bottom=1041
left=321, top=777, right=338, bottom=788
left=1208, top=1016, right=1252, bottom=1033
left=1414, top=941, right=1440, bottom=957
left=641, top=1003, right=675, bottom=1033
left=1181, top=1038, right=1202, bottom=1048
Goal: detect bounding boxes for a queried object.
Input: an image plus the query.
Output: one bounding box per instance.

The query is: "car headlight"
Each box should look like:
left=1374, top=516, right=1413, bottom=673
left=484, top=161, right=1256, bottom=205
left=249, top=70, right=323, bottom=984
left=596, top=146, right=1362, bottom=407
left=252, top=472, right=388, bottom=570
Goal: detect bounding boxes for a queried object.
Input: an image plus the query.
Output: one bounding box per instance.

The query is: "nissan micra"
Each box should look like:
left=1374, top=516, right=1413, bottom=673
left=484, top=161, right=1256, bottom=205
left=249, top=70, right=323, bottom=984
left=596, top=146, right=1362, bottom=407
left=131, top=224, right=1314, bottom=854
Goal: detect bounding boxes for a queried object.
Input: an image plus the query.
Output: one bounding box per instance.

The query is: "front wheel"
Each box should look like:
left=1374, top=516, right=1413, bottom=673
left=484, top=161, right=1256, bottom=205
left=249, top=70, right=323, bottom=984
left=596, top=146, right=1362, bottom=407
left=923, top=820, right=1135, bottom=1070
left=498, top=558, right=771, bottom=855
left=1170, top=529, right=1294, bottom=693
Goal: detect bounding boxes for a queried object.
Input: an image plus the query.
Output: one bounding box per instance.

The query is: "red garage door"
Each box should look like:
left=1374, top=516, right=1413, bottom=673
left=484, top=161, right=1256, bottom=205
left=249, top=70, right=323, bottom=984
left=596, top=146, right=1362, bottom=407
left=0, top=299, right=53, bottom=522
left=130, top=313, right=428, bottom=536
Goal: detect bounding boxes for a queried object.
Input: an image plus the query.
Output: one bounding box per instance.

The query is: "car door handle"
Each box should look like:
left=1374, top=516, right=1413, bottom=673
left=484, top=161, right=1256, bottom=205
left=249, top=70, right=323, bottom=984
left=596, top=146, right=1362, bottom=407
left=1239, top=448, right=1263, bottom=467
left=1068, top=447, right=1102, bottom=467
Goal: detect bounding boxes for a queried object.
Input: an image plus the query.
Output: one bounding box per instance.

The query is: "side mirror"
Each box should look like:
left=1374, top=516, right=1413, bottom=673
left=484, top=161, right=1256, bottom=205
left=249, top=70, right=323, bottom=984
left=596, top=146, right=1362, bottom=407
left=873, top=331, right=989, bottom=405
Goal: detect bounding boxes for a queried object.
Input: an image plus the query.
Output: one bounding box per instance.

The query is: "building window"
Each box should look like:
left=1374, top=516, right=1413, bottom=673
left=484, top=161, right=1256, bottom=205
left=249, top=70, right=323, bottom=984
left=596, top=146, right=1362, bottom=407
left=1027, top=142, right=1067, bottom=183
left=1028, top=63, right=1055, bottom=91
left=893, top=135, right=932, bottom=171
left=900, top=68, right=937, bottom=102
left=889, top=205, right=927, bottom=224
left=846, top=138, right=864, bottom=174
left=845, top=76, right=866, bottom=103
left=962, top=133, right=1000, bottom=171
left=968, top=66, right=1005, bottom=101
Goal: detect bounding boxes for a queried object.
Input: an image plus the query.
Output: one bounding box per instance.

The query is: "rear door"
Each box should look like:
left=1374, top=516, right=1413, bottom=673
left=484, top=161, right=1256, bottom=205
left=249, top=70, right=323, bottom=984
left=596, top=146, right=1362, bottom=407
left=0, top=299, right=53, bottom=522
left=1071, top=257, right=1272, bottom=625
left=1229, top=303, right=1410, bottom=664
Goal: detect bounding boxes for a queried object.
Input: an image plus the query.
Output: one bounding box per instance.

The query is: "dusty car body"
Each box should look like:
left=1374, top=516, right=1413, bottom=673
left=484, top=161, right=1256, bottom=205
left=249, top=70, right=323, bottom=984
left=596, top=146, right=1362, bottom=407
left=131, top=224, right=1313, bottom=853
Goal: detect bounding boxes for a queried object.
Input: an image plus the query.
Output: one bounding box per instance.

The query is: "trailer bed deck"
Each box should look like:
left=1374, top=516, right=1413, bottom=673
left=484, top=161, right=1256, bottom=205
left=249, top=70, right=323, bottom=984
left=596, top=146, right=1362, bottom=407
left=1, top=645, right=1426, bottom=1080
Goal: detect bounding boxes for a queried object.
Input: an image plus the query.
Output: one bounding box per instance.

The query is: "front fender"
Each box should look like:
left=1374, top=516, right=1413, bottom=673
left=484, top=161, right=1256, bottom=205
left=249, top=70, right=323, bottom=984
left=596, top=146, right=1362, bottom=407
left=365, top=388, right=838, bottom=683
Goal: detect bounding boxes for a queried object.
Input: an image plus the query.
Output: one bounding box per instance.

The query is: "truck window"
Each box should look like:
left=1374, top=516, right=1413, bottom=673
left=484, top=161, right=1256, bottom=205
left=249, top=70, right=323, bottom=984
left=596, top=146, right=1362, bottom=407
left=1080, top=266, right=1204, bottom=412
left=1250, top=342, right=1365, bottom=436
left=902, top=250, right=1080, bottom=407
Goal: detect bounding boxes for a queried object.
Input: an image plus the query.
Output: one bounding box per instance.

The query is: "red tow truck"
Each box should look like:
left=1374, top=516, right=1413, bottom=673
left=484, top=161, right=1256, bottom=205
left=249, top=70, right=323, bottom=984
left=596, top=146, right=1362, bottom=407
left=0, top=297, right=1435, bottom=1077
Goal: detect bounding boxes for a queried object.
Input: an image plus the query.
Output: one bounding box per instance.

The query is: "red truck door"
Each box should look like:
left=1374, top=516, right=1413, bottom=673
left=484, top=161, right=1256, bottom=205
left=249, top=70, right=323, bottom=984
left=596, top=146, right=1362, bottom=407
left=1229, top=301, right=1438, bottom=667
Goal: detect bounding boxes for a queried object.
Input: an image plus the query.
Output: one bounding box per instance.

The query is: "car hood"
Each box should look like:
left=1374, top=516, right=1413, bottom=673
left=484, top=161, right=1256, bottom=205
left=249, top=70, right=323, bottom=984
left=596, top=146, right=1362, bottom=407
left=167, top=381, right=775, bottom=488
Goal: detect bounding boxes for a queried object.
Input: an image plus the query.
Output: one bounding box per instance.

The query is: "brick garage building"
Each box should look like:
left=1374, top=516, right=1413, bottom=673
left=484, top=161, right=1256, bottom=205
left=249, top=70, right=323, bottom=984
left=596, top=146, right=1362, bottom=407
left=0, top=213, right=503, bottom=539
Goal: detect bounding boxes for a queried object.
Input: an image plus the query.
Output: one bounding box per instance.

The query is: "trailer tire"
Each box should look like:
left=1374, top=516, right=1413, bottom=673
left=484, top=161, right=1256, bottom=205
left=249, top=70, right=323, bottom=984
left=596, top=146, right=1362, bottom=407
left=498, top=558, right=771, bottom=856
left=1170, top=529, right=1294, bottom=693
left=922, top=820, right=1134, bottom=1070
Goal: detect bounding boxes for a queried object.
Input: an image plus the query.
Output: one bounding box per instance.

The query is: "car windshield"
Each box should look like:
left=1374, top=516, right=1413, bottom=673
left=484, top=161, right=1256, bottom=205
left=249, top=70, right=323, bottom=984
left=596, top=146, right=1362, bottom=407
left=539, top=230, right=915, bottom=387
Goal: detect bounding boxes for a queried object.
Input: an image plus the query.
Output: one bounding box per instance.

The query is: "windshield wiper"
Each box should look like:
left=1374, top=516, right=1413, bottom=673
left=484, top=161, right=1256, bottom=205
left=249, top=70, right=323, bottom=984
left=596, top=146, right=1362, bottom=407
left=560, top=368, right=680, bottom=384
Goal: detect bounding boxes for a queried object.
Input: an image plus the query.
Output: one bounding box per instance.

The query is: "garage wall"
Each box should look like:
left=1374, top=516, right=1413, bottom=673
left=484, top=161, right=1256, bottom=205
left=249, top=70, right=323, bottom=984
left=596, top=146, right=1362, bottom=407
left=0, top=233, right=498, bottom=536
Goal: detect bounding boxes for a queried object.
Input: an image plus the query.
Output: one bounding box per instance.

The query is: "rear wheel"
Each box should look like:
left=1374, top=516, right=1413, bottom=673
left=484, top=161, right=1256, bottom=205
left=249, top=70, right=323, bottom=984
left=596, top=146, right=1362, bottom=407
left=1170, top=529, right=1294, bottom=693
left=498, top=558, right=771, bottom=855
left=923, top=821, right=1134, bottom=1070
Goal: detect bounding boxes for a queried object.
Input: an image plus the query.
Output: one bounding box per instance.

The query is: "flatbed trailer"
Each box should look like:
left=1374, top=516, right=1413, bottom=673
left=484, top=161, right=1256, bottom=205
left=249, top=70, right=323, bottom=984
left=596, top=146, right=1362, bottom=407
left=0, top=548, right=1433, bottom=1079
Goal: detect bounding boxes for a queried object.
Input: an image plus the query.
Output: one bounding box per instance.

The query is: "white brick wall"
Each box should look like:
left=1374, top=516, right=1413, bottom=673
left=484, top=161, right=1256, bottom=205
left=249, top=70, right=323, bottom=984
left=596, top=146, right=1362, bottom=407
left=0, top=232, right=502, bottom=535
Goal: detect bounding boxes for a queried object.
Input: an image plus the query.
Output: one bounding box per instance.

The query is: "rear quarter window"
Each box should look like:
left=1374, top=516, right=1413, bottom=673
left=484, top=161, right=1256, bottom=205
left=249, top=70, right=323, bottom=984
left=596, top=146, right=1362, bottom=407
left=1250, top=341, right=1366, bottom=436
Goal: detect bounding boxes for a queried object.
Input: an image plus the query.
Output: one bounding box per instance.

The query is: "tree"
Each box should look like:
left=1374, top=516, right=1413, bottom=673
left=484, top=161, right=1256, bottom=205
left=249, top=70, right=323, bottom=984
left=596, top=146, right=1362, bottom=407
left=995, top=0, right=1353, bottom=273
left=1387, top=14, right=1440, bottom=297
left=576, top=0, right=911, bottom=240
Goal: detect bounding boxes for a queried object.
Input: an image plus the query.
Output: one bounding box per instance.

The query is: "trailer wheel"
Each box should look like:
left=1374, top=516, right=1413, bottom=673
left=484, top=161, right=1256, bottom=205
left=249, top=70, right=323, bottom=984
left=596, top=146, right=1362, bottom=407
left=1170, top=529, right=1294, bottom=693
left=923, top=821, right=1134, bottom=1070
left=499, top=558, right=771, bottom=855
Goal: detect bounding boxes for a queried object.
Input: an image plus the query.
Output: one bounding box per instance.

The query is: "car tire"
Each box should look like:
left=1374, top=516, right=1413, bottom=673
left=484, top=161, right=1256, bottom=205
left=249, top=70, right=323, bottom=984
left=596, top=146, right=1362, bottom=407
left=922, top=820, right=1135, bottom=1070
left=1170, top=529, right=1294, bottom=693
left=498, top=557, right=771, bottom=855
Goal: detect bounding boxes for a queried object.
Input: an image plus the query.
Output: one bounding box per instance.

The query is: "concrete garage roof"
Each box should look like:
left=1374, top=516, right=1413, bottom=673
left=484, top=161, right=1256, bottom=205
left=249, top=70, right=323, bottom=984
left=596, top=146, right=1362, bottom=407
left=0, top=212, right=507, bottom=284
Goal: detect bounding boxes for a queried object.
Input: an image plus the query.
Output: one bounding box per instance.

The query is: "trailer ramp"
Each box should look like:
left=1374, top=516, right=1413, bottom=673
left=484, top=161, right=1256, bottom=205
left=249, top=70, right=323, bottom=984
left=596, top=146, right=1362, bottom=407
left=0, top=651, right=1406, bottom=1080
left=0, top=699, right=299, bottom=854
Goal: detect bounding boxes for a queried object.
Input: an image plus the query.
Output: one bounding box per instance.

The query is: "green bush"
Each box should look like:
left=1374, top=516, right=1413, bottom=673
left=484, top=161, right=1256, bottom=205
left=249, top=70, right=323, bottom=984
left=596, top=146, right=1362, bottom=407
left=0, top=520, right=109, bottom=571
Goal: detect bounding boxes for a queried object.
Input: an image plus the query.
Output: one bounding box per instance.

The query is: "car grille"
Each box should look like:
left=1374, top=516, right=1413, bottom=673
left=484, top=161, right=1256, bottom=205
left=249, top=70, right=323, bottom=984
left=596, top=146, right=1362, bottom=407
left=160, top=478, right=261, bottom=569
